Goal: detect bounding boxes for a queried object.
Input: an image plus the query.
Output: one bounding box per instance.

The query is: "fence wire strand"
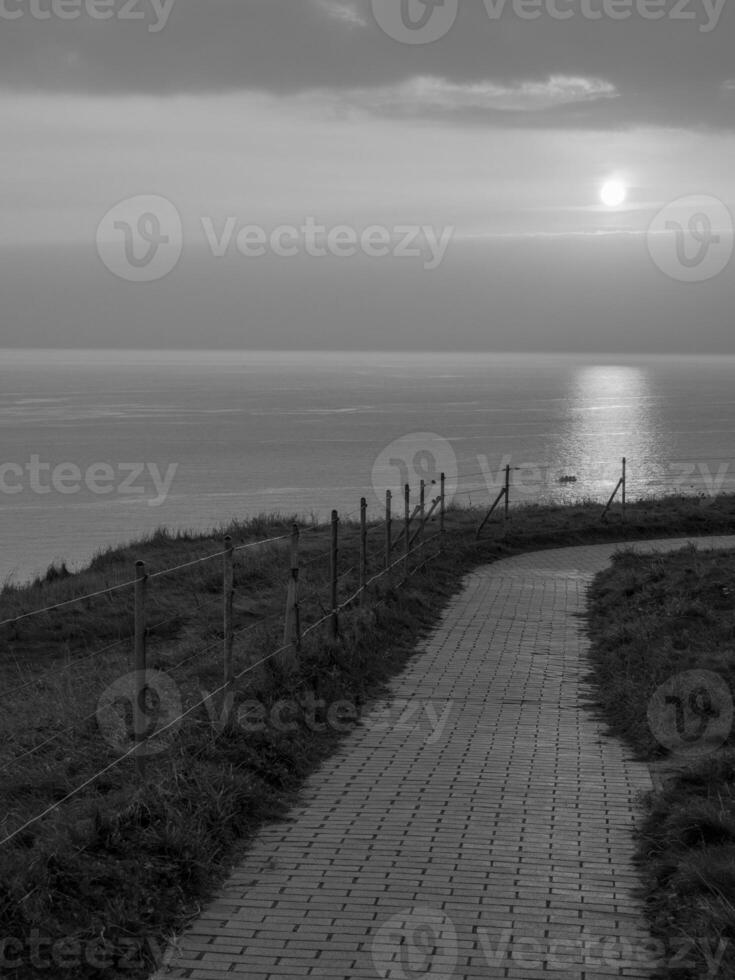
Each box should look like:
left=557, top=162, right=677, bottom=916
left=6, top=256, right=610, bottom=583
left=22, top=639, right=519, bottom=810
left=0, top=579, right=137, bottom=630
left=13, top=463, right=727, bottom=848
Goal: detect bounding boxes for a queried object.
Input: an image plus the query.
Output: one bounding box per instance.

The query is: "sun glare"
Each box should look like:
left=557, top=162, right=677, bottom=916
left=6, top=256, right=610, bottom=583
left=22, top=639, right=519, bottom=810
left=600, top=180, right=627, bottom=207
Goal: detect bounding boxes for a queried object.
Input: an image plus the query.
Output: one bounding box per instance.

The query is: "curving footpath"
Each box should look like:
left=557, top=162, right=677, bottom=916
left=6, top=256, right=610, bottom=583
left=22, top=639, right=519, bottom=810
left=153, top=535, right=735, bottom=980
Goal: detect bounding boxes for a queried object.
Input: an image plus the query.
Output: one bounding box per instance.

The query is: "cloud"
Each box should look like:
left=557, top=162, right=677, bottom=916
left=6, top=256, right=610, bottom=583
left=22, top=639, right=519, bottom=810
left=324, top=74, right=619, bottom=116
left=312, top=0, right=368, bottom=28
left=0, top=0, right=732, bottom=129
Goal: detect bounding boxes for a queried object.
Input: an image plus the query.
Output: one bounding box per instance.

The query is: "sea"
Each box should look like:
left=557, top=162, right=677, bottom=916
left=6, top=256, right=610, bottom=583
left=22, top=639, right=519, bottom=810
left=1, top=348, right=735, bottom=586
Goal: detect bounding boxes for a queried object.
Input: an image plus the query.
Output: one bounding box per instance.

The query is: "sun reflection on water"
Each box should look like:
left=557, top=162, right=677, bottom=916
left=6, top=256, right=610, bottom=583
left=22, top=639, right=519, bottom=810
left=556, top=364, right=673, bottom=500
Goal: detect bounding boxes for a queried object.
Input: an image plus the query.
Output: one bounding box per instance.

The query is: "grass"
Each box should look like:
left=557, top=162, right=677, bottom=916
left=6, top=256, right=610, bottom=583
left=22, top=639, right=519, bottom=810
left=586, top=544, right=735, bottom=979
left=2, top=491, right=735, bottom=978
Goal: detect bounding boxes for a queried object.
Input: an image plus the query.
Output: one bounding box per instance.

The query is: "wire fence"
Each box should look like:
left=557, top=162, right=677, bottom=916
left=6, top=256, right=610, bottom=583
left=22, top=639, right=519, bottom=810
left=0, top=452, right=732, bottom=848
left=0, top=478, right=447, bottom=849
left=453, top=451, right=735, bottom=508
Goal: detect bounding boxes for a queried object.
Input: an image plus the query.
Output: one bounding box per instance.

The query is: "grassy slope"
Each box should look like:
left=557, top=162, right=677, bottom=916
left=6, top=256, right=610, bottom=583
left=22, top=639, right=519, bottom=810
left=587, top=546, right=735, bottom=979
left=2, top=494, right=735, bottom=978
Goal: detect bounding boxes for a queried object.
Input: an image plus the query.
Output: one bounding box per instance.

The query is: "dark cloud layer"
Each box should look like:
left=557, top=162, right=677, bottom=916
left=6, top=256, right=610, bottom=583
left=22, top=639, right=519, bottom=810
left=2, top=0, right=733, bottom=128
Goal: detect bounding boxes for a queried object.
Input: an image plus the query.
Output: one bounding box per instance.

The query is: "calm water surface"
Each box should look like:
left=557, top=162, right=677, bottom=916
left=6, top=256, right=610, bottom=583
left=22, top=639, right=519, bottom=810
left=1, top=349, right=734, bottom=585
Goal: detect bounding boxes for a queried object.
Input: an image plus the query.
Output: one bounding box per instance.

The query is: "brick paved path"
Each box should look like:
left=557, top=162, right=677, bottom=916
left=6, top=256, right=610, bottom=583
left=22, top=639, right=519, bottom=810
left=153, top=535, right=735, bottom=980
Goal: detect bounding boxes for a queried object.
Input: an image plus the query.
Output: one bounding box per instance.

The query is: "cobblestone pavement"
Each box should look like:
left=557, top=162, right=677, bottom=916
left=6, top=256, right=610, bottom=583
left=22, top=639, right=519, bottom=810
left=153, top=535, right=735, bottom=979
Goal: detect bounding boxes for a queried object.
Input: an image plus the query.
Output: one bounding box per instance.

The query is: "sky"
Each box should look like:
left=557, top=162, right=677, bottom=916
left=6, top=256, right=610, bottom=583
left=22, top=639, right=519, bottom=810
left=2, top=0, right=734, bottom=351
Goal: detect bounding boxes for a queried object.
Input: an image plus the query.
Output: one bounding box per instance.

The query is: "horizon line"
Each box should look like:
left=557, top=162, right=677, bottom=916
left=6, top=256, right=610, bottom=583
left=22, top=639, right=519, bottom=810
left=1, top=347, right=733, bottom=358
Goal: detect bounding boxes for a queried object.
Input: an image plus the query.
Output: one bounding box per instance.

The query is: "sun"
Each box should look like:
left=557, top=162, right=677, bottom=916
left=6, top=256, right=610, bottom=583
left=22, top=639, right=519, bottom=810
left=600, top=180, right=627, bottom=207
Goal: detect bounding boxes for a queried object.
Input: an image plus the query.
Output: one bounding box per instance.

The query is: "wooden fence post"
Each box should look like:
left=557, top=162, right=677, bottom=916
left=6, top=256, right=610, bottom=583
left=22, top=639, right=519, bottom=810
left=419, top=480, right=426, bottom=563
left=404, top=484, right=410, bottom=579
left=385, top=489, right=392, bottom=572
left=601, top=472, right=624, bottom=522
left=292, top=523, right=301, bottom=647
left=223, top=537, right=234, bottom=707
left=133, top=560, right=147, bottom=779
left=360, top=497, right=367, bottom=604
left=283, top=523, right=301, bottom=650
left=440, top=472, right=446, bottom=554
left=330, top=510, right=339, bottom=640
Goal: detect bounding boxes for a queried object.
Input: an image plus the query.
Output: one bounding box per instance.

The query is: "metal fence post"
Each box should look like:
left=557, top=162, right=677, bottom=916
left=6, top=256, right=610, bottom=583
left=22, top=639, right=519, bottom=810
left=622, top=457, right=627, bottom=522
left=504, top=464, right=510, bottom=524
left=134, top=560, right=147, bottom=779
left=330, top=510, right=339, bottom=639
